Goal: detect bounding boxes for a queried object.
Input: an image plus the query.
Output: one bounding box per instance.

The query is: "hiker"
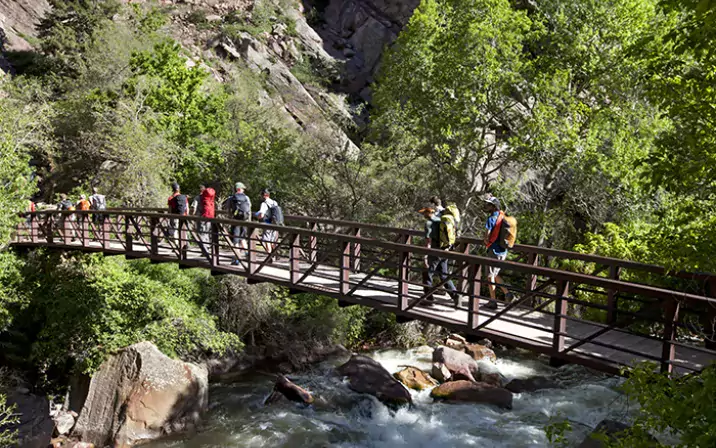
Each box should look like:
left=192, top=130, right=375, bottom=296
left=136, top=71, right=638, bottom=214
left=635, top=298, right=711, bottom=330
left=255, top=189, right=282, bottom=254
left=25, top=200, right=36, bottom=232
left=419, top=206, right=459, bottom=308
left=89, top=187, right=106, bottom=225
left=430, top=196, right=445, bottom=217
left=483, top=196, right=515, bottom=309
left=167, top=182, right=188, bottom=239
left=57, top=194, right=76, bottom=240
left=197, top=184, right=215, bottom=243
left=76, top=195, right=91, bottom=234
left=226, top=182, right=252, bottom=264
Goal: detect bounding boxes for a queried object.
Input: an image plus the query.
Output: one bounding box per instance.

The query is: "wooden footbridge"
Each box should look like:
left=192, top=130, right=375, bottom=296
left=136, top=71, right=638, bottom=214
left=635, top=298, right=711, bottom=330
left=11, top=209, right=716, bottom=376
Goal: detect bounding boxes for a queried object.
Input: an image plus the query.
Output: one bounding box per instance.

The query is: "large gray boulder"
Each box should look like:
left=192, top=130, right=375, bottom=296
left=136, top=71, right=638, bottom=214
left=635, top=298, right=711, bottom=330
left=578, top=419, right=656, bottom=448
left=71, top=342, right=208, bottom=447
left=3, top=390, right=53, bottom=448
left=505, top=376, right=559, bottom=393
left=432, top=346, right=480, bottom=382
left=335, top=355, right=412, bottom=407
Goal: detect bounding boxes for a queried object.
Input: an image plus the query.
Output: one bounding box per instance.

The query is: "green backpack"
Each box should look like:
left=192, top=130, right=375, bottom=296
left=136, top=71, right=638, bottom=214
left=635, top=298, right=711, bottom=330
left=439, top=204, right=460, bottom=250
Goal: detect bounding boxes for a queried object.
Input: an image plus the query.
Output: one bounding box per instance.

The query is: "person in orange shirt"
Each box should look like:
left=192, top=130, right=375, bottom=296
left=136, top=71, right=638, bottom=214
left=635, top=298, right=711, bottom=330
left=77, top=194, right=91, bottom=211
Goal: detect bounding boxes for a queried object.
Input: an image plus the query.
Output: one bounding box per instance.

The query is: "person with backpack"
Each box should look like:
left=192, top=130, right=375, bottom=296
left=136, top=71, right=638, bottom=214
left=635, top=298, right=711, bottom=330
left=197, top=184, right=215, bottom=244
left=226, top=182, right=252, bottom=264
left=89, top=187, right=106, bottom=225
left=419, top=206, right=459, bottom=308
left=483, top=195, right=516, bottom=309
left=255, top=189, right=282, bottom=255
left=167, top=182, right=188, bottom=239
left=57, top=193, right=77, bottom=240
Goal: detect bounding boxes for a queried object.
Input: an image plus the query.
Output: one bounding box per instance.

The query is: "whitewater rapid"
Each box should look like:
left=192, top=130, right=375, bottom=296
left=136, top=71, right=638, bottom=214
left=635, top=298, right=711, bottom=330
left=147, top=347, right=635, bottom=447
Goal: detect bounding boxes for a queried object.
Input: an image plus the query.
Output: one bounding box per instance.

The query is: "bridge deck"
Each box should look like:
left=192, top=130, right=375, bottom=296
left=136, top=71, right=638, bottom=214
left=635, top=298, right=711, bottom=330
left=19, top=235, right=713, bottom=376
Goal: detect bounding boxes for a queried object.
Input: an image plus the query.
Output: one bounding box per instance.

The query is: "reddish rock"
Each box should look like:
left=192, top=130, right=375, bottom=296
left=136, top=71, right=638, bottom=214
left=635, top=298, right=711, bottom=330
left=264, top=374, right=314, bottom=405
left=432, top=346, right=479, bottom=382
left=430, top=380, right=513, bottom=409
left=463, top=343, right=497, bottom=363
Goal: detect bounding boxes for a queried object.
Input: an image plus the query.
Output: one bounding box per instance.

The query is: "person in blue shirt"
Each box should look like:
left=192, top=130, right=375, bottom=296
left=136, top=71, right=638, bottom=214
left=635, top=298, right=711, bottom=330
left=483, top=196, right=514, bottom=309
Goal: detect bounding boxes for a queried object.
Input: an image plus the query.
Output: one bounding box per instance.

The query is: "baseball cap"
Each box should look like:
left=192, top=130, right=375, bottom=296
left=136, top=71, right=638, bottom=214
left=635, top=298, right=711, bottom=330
left=171, top=182, right=180, bottom=191
left=484, top=196, right=501, bottom=210
left=235, top=182, right=246, bottom=190
left=261, top=188, right=270, bottom=195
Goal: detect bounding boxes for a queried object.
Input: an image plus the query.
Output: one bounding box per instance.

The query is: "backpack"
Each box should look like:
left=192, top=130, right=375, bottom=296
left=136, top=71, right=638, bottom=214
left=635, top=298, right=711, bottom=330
left=444, top=203, right=461, bottom=235
left=267, top=204, right=284, bottom=225
left=498, top=215, right=518, bottom=249
left=230, top=193, right=251, bottom=221
left=440, top=207, right=459, bottom=250
left=173, top=194, right=188, bottom=215
left=92, top=194, right=106, bottom=211
left=58, top=199, right=73, bottom=211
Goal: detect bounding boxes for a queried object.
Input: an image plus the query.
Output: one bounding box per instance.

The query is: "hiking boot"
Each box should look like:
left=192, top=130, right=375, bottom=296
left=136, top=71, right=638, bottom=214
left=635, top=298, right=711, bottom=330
left=505, top=292, right=516, bottom=302
left=423, top=299, right=436, bottom=308
left=484, top=301, right=498, bottom=310
left=231, top=258, right=241, bottom=266
left=451, top=293, right=461, bottom=309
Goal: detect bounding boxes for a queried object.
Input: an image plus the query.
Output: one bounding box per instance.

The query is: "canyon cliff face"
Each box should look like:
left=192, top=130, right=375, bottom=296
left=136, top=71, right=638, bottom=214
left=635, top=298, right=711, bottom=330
left=0, top=0, right=50, bottom=51
left=314, top=0, right=420, bottom=99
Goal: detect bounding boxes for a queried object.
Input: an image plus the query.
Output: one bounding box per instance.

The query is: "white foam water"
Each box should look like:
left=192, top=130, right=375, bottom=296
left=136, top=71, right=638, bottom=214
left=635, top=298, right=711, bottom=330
left=147, top=348, right=636, bottom=448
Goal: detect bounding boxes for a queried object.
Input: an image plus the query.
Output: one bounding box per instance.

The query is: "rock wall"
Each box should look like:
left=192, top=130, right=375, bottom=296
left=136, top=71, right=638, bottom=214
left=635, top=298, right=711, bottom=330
left=0, top=0, right=50, bottom=51
left=315, top=0, right=420, bottom=98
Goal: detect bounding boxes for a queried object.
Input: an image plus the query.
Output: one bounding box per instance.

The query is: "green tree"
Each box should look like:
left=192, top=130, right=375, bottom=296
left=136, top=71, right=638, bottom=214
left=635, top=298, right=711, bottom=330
left=372, top=0, right=531, bottom=201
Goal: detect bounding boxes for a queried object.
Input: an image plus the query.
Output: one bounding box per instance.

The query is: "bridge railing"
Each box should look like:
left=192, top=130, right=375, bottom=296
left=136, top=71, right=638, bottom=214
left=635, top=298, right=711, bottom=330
left=14, top=209, right=716, bottom=375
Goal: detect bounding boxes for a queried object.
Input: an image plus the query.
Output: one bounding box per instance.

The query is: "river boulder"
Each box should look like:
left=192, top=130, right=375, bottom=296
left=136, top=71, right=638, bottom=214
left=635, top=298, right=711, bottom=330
left=464, top=343, right=497, bottom=363
left=431, top=362, right=452, bottom=383
left=264, top=374, right=314, bottom=406
left=3, top=389, right=53, bottom=448
left=71, top=341, right=208, bottom=447
left=430, top=380, right=513, bottom=409
left=335, top=355, right=412, bottom=407
left=393, top=366, right=438, bottom=391
left=432, top=346, right=480, bottom=382
left=505, top=376, right=559, bottom=393
left=578, top=419, right=656, bottom=448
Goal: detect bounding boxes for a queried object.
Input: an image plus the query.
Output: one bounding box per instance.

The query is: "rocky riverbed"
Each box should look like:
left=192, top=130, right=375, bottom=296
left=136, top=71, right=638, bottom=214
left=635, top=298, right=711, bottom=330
left=143, top=338, right=637, bottom=448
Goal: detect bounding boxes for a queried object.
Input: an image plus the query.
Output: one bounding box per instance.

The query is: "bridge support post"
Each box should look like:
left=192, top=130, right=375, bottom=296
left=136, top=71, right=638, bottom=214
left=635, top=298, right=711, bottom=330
left=661, top=298, right=679, bottom=374
left=606, top=265, right=621, bottom=324
left=551, top=280, right=570, bottom=362
left=458, top=243, right=472, bottom=294
left=210, top=222, right=220, bottom=267
left=398, top=249, right=410, bottom=311
left=100, top=218, right=109, bottom=250
left=525, top=253, right=539, bottom=306
left=351, top=228, right=361, bottom=272
left=46, top=215, right=54, bottom=245
left=308, top=223, right=318, bottom=263
left=124, top=215, right=133, bottom=253
left=178, top=218, right=187, bottom=260
left=62, top=213, right=70, bottom=245
left=290, top=233, right=300, bottom=284
left=467, top=264, right=482, bottom=329
left=248, top=228, right=258, bottom=275
left=29, top=214, right=37, bottom=242
left=80, top=216, right=87, bottom=247
left=703, top=278, right=716, bottom=351
left=339, top=240, right=350, bottom=295
left=150, top=217, right=159, bottom=256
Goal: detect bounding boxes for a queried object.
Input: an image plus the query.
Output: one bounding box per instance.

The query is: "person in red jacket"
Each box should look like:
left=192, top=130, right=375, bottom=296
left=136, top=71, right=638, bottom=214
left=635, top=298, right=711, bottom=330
left=197, top=184, right=215, bottom=243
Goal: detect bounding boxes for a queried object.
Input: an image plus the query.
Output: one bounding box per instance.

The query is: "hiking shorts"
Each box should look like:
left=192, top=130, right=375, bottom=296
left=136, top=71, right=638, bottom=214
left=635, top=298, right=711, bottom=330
left=262, top=229, right=277, bottom=243
left=487, top=250, right=507, bottom=279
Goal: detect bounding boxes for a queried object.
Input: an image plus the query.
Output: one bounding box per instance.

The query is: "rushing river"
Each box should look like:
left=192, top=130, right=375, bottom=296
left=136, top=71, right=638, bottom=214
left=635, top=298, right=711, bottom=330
left=148, top=348, right=635, bottom=448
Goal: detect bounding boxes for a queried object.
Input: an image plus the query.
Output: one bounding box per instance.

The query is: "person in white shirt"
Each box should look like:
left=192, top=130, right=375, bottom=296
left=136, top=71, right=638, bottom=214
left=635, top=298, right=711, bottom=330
left=430, top=196, right=445, bottom=217
left=255, top=189, right=279, bottom=253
